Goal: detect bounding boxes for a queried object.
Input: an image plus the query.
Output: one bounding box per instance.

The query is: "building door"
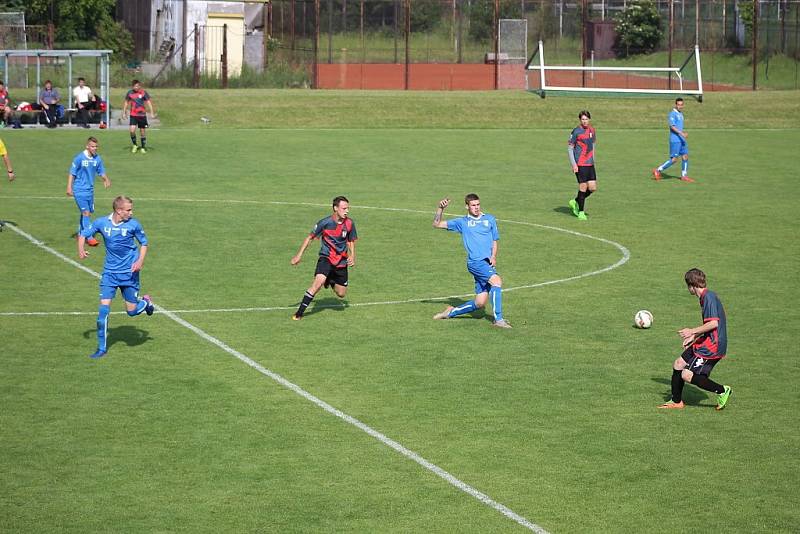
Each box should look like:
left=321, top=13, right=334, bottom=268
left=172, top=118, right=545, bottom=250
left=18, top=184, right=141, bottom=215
left=204, top=13, right=245, bottom=76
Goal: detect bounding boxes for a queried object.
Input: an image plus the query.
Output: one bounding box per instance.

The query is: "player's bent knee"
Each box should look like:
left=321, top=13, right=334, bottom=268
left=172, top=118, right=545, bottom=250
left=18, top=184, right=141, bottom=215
left=681, top=369, right=694, bottom=382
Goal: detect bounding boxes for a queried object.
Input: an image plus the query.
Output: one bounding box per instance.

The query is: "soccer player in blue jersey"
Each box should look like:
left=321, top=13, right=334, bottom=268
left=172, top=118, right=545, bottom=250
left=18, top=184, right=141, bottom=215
left=567, top=110, right=597, bottom=221
left=67, top=137, right=110, bottom=247
left=432, top=194, right=511, bottom=329
left=291, top=196, right=358, bottom=320
left=652, top=98, right=694, bottom=182
left=659, top=269, right=731, bottom=410
left=78, top=196, right=155, bottom=359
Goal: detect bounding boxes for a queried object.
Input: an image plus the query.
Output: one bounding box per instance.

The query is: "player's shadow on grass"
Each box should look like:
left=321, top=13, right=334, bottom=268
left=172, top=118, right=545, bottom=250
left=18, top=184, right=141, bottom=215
left=305, top=297, right=349, bottom=317
left=82, top=325, right=153, bottom=351
left=553, top=206, right=579, bottom=217
left=651, top=377, right=711, bottom=406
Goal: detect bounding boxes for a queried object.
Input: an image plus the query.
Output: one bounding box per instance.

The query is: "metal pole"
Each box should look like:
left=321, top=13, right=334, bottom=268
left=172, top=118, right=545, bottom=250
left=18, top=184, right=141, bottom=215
left=457, top=0, right=463, bottom=64
left=752, top=0, right=758, bottom=90
left=404, top=0, right=410, bottom=90
left=222, top=23, right=228, bottom=89
left=669, top=0, right=674, bottom=89
left=329, top=0, right=334, bottom=63
left=314, top=0, right=320, bottom=87
left=182, top=0, right=188, bottom=68
left=394, top=0, right=399, bottom=64
left=581, top=0, right=587, bottom=87
left=493, top=0, right=499, bottom=90
left=291, top=0, right=296, bottom=63
left=194, top=23, right=200, bottom=88
left=695, top=0, right=699, bottom=45
left=360, top=0, right=365, bottom=63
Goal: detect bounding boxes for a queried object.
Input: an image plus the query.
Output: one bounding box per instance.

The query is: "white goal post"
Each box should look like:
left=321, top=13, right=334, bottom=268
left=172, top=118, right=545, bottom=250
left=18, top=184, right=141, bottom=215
left=525, top=40, right=704, bottom=101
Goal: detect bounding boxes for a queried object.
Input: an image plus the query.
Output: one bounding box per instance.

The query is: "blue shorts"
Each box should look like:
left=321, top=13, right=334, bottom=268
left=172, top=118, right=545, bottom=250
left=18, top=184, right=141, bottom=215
left=99, top=271, right=141, bottom=302
left=73, top=193, right=95, bottom=213
left=669, top=140, right=688, bottom=158
left=467, top=259, right=498, bottom=295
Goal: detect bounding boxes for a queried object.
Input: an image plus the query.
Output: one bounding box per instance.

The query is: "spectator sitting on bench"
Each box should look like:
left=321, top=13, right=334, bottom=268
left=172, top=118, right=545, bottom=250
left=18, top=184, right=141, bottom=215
left=39, top=80, right=61, bottom=128
left=0, top=81, right=13, bottom=127
left=73, top=77, right=97, bottom=129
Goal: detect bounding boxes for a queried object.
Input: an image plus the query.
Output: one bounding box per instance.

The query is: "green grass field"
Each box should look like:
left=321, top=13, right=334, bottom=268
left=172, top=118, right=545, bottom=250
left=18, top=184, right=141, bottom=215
left=1, top=91, right=799, bottom=533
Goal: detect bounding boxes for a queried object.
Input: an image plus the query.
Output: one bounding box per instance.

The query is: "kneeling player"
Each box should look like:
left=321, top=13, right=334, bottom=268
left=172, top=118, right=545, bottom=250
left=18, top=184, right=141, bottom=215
left=290, top=196, right=357, bottom=320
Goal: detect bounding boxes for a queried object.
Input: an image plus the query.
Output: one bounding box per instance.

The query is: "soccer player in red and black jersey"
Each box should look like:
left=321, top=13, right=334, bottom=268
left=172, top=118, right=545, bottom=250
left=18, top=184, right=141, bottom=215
left=659, top=269, right=732, bottom=410
left=122, top=80, right=156, bottom=154
left=567, top=110, right=597, bottom=221
left=290, top=196, right=358, bottom=320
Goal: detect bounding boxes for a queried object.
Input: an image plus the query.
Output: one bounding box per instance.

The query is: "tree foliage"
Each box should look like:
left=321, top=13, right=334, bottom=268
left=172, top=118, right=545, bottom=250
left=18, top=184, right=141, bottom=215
left=613, top=0, right=663, bottom=58
left=467, top=0, right=521, bottom=43
left=13, top=0, right=116, bottom=41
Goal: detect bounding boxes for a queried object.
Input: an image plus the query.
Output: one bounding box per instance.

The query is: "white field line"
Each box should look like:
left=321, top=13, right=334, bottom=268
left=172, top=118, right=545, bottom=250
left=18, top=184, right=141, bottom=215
left=5, top=221, right=550, bottom=534
left=1, top=197, right=630, bottom=318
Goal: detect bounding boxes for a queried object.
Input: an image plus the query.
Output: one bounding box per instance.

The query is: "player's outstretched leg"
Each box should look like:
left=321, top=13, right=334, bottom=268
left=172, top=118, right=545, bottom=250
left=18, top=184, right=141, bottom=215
left=293, top=291, right=315, bottom=320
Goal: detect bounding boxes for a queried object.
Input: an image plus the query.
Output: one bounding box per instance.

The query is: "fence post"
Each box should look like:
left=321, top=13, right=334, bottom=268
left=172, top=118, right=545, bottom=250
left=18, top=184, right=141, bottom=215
left=581, top=0, right=587, bottom=87
left=193, top=23, right=200, bottom=88
left=47, top=23, right=54, bottom=49
left=752, top=0, right=759, bottom=90
left=404, top=0, right=410, bottom=90
left=329, top=0, right=334, bottom=64
left=314, top=0, right=320, bottom=88
left=222, top=23, right=228, bottom=89
left=668, top=0, right=674, bottom=90
left=493, top=0, right=499, bottom=90
left=695, top=0, right=700, bottom=46
left=182, top=0, right=188, bottom=68
left=291, top=0, right=296, bottom=63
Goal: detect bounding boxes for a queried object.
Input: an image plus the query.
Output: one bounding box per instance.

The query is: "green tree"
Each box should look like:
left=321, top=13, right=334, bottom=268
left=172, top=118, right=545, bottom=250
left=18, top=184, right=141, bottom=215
left=16, top=0, right=116, bottom=41
left=467, top=0, right=521, bottom=43
left=612, top=0, right=663, bottom=58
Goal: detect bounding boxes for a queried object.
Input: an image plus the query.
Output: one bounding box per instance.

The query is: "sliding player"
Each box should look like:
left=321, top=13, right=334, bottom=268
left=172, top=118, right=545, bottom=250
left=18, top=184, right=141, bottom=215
left=431, top=194, right=511, bottom=329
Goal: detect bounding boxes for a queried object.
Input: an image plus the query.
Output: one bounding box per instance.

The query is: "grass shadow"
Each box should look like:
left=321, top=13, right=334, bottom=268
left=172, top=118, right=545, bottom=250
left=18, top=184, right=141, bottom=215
left=83, top=324, right=153, bottom=350
left=650, top=376, right=710, bottom=406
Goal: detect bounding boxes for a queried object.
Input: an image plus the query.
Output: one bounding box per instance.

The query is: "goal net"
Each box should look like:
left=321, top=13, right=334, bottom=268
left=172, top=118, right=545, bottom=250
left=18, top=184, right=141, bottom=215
left=0, top=12, right=28, bottom=87
left=499, top=19, right=527, bottom=63
left=525, top=41, right=704, bottom=101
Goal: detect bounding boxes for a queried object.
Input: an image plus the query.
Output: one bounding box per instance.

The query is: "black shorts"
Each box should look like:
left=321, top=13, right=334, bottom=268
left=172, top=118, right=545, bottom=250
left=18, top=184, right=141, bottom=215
left=575, top=166, right=597, bottom=183
left=314, top=256, right=348, bottom=287
left=129, top=116, right=148, bottom=128
left=680, top=347, right=720, bottom=377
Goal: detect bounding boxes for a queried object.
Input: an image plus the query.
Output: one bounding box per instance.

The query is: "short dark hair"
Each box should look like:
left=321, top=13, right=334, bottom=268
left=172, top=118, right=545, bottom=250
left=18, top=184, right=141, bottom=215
left=132, top=79, right=140, bottom=85
left=332, top=195, right=349, bottom=207
left=87, top=136, right=98, bottom=144
left=78, top=77, right=85, bottom=82
left=675, top=97, right=684, bottom=104
left=465, top=193, right=480, bottom=204
left=44, top=79, right=52, bottom=85
left=684, top=268, right=707, bottom=288
left=578, top=110, right=591, bottom=119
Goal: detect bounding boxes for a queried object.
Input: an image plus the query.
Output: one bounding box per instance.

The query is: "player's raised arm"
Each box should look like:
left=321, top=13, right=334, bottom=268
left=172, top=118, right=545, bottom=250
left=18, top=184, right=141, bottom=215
left=433, top=197, right=449, bottom=229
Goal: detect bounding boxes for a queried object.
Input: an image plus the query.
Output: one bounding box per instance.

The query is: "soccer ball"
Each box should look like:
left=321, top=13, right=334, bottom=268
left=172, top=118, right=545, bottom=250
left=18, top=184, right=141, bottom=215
left=634, top=310, right=653, bottom=329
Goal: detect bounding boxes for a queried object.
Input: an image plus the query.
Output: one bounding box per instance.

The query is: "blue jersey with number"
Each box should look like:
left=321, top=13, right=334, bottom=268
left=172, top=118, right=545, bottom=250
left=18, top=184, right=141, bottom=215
left=447, top=213, right=499, bottom=263
left=69, top=150, right=106, bottom=195
left=81, top=214, right=148, bottom=274
left=668, top=108, right=685, bottom=143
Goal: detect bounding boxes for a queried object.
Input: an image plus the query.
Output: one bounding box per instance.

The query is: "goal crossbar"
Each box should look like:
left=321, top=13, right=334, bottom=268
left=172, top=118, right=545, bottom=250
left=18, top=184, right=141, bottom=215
left=525, top=41, right=703, bottom=101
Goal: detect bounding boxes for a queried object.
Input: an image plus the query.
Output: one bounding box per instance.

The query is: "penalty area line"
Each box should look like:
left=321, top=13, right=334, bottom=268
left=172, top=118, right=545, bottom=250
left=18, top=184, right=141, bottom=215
left=4, top=222, right=550, bottom=534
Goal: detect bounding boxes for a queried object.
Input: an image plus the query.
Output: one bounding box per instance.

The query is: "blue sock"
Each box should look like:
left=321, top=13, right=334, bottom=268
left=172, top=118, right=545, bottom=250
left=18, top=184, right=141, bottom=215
left=127, top=299, right=148, bottom=316
left=489, top=285, right=503, bottom=321
left=448, top=300, right=477, bottom=318
left=658, top=159, right=674, bottom=172
left=80, top=214, right=92, bottom=236
left=681, top=159, right=689, bottom=176
left=97, top=304, right=110, bottom=351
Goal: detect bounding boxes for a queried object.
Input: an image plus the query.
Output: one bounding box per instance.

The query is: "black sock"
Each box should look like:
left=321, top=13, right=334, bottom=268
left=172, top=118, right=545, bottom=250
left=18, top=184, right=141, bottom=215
left=130, top=134, right=137, bottom=146
left=141, top=136, right=147, bottom=149
left=691, top=374, right=725, bottom=394
left=295, top=291, right=315, bottom=317
left=671, top=369, right=684, bottom=403
left=584, top=189, right=594, bottom=198
left=576, top=190, right=587, bottom=211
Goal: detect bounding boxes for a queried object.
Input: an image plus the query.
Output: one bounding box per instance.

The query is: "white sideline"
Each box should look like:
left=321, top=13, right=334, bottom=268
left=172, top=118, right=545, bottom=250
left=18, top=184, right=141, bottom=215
left=5, top=221, right=550, bottom=534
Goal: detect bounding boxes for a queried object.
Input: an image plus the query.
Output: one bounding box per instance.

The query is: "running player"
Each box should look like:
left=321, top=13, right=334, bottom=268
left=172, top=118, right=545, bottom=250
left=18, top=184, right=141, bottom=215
left=122, top=80, right=156, bottom=154
left=659, top=268, right=731, bottom=410
left=291, top=196, right=358, bottom=320
left=67, top=136, right=110, bottom=247
left=78, top=196, right=155, bottom=359
left=653, top=97, right=694, bottom=182
left=432, top=194, right=511, bottom=329
left=567, top=110, right=597, bottom=221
